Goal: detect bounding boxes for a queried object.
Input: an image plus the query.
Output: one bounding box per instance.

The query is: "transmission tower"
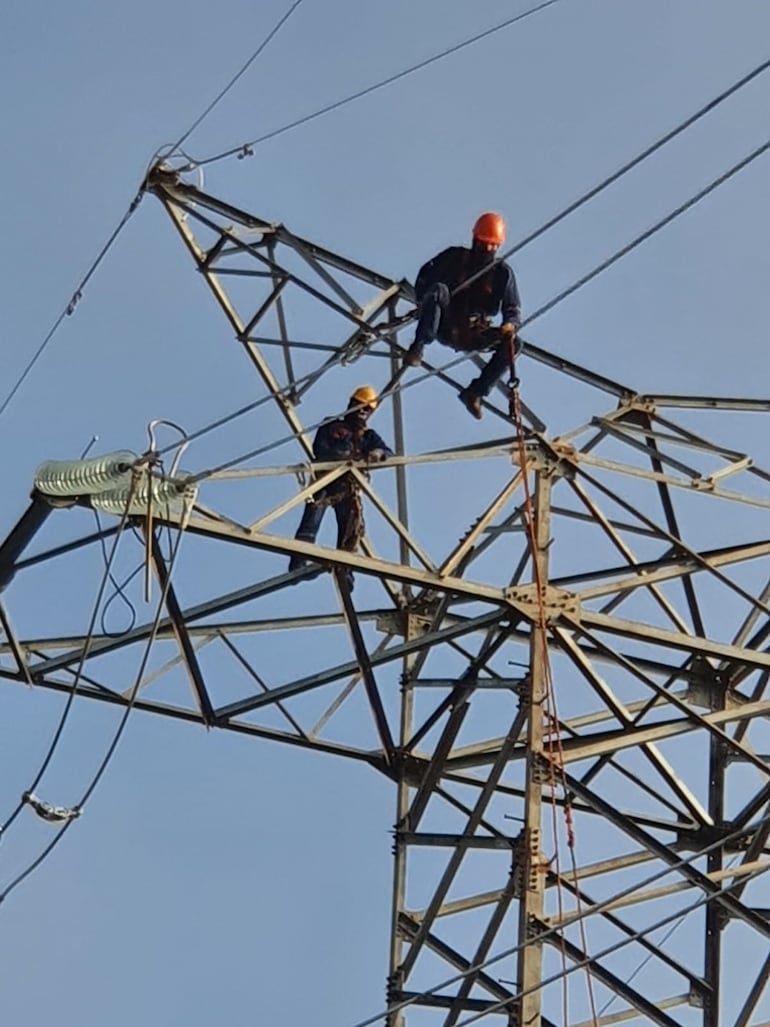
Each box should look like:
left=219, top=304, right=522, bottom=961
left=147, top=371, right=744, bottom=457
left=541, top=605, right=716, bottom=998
left=2, top=165, right=770, bottom=1027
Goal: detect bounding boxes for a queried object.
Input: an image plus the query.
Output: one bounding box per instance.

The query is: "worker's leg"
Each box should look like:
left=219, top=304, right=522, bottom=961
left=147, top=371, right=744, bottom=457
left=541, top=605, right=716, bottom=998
left=459, top=332, right=520, bottom=419
left=405, top=284, right=450, bottom=366
left=470, top=330, right=525, bottom=394
left=474, top=341, right=511, bottom=396
left=333, top=491, right=359, bottom=591
left=288, top=499, right=326, bottom=573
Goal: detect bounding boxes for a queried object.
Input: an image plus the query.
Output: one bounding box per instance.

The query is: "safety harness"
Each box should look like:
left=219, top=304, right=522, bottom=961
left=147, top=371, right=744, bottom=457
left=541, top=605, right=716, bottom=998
left=312, top=422, right=367, bottom=552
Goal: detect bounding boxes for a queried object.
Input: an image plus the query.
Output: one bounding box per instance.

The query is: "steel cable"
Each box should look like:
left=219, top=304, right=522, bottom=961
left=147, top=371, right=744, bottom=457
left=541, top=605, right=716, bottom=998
left=179, top=0, right=567, bottom=170
left=0, top=480, right=139, bottom=843
left=161, top=132, right=770, bottom=485
left=0, top=495, right=192, bottom=903
left=345, top=812, right=770, bottom=1027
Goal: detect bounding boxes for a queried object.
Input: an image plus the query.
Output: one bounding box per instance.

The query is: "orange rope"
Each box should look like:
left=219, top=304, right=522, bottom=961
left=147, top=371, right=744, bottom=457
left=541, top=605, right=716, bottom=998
left=511, top=383, right=599, bottom=1026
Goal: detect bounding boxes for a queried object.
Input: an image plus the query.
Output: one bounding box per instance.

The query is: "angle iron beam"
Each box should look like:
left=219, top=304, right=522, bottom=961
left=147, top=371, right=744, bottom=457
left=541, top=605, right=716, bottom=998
left=556, top=873, right=710, bottom=1000
left=595, top=416, right=702, bottom=478
left=445, top=770, right=704, bottom=834
left=571, top=540, right=770, bottom=603
left=574, top=607, right=770, bottom=674
left=602, top=411, right=748, bottom=461
left=566, top=622, right=770, bottom=779
left=550, top=700, right=770, bottom=765
left=336, top=569, right=395, bottom=762
left=554, top=624, right=710, bottom=823
left=639, top=395, right=770, bottom=413
left=575, top=451, right=770, bottom=511
left=218, top=633, right=308, bottom=739
left=391, top=991, right=515, bottom=1016
left=405, top=623, right=518, bottom=752
left=215, top=610, right=503, bottom=718
left=398, top=704, right=529, bottom=979
left=396, top=833, right=517, bottom=850
left=571, top=995, right=689, bottom=1027
left=572, top=464, right=770, bottom=624
left=348, top=467, right=436, bottom=572
left=539, top=925, right=683, bottom=1027
left=0, top=600, right=29, bottom=681
left=730, top=819, right=770, bottom=903
left=516, top=467, right=553, bottom=1027
left=148, top=170, right=404, bottom=289
left=31, top=572, right=305, bottom=676
left=2, top=671, right=386, bottom=767
left=732, top=949, right=770, bottom=1027
left=149, top=533, right=215, bottom=725
left=566, top=476, right=689, bottom=634
left=180, top=199, right=399, bottom=338
left=521, top=337, right=635, bottom=399
left=404, top=698, right=470, bottom=832
left=439, top=470, right=525, bottom=578
left=155, top=196, right=315, bottom=459
left=641, top=411, right=708, bottom=641
left=12, top=523, right=120, bottom=576
left=563, top=770, right=770, bottom=942
left=397, top=911, right=516, bottom=1007
left=443, top=866, right=517, bottom=1027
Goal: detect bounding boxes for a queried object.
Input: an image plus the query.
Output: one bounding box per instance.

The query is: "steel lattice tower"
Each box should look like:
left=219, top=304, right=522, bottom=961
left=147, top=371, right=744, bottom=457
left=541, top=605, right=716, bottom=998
left=2, top=166, right=770, bottom=1026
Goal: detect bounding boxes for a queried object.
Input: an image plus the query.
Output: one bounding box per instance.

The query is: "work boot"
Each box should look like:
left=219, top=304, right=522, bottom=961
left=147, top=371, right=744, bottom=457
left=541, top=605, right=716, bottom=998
left=333, top=567, right=355, bottom=593
left=403, top=341, right=424, bottom=368
left=458, top=387, right=483, bottom=420
left=288, top=554, right=324, bottom=581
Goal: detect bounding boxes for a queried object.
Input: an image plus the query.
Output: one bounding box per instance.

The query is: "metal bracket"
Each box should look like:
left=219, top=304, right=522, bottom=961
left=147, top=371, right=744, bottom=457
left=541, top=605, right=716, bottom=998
left=506, top=583, right=579, bottom=624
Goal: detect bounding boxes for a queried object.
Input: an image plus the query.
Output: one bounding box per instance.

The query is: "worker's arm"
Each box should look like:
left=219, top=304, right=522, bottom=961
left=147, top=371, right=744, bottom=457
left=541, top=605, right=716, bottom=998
left=363, top=430, right=394, bottom=462
left=499, top=264, right=522, bottom=329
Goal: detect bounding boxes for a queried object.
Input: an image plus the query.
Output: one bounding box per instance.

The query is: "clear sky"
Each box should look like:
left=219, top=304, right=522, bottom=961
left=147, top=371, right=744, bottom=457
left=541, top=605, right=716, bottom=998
left=1, top=1, right=770, bottom=1024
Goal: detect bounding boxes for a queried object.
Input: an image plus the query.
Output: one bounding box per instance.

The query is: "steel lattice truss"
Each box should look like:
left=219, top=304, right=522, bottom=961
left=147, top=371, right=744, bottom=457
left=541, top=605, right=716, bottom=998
left=2, top=166, right=770, bottom=1027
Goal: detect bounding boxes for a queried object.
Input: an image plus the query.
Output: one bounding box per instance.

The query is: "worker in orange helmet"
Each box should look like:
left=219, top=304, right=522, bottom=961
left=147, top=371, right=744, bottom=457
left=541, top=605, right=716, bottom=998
left=404, top=212, right=522, bottom=419
left=288, top=385, right=393, bottom=589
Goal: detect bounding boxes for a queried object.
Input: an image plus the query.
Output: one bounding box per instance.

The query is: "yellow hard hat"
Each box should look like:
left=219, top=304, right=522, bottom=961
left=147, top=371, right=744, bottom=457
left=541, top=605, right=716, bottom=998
left=350, top=385, right=378, bottom=410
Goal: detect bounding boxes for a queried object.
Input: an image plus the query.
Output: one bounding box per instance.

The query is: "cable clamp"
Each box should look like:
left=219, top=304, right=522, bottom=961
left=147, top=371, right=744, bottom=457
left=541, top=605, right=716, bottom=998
left=22, top=791, right=82, bottom=824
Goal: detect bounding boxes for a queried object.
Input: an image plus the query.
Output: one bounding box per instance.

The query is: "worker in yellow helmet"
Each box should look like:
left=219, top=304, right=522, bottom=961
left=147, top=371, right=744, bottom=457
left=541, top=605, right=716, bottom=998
left=404, top=212, right=522, bottom=419
left=289, top=386, right=393, bottom=589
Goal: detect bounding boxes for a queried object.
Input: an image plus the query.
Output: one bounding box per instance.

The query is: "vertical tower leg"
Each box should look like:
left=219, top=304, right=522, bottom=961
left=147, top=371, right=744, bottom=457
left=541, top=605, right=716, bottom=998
left=516, top=468, right=553, bottom=1027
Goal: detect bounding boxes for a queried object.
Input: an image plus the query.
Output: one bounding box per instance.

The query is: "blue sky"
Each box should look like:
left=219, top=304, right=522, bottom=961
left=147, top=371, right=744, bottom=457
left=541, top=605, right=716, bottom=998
left=2, top=1, right=770, bottom=1024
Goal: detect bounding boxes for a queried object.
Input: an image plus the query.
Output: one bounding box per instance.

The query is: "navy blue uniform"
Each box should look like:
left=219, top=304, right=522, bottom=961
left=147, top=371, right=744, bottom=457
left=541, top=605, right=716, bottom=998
left=413, top=246, right=522, bottom=401
left=291, top=413, right=393, bottom=568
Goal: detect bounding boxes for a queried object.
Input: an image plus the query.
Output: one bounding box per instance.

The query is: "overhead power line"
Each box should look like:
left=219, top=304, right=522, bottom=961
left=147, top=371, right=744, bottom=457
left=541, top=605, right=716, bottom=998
left=0, top=192, right=143, bottom=423
left=181, top=0, right=568, bottom=170
left=0, top=3, right=305, bottom=425
left=345, top=814, right=770, bottom=1027
left=0, top=487, right=139, bottom=842
left=521, top=133, right=770, bottom=328
left=157, top=130, right=770, bottom=481
left=151, top=51, right=770, bottom=468
left=0, top=499, right=192, bottom=904
left=168, top=0, right=308, bottom=157
left=489, top=52, right=770, bottom=271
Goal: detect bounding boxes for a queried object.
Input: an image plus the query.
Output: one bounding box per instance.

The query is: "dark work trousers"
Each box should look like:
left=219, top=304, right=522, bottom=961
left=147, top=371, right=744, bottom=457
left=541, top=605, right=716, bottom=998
left=415, top=283, right=520, bottom=398
left=294, top=481, right=359, bottom=551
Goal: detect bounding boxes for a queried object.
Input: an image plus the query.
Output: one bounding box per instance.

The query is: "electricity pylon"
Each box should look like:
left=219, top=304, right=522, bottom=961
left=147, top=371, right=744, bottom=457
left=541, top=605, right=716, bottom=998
left=2, top=164, right=770, bottom=1026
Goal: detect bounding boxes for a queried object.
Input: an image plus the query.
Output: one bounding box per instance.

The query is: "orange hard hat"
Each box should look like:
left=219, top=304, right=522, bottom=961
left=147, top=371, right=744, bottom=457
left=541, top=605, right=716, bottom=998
left=472, top=212, right=506, bottom=246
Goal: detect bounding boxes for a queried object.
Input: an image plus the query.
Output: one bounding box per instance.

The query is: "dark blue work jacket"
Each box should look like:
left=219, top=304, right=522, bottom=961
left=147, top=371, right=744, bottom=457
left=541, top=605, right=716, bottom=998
left=415, top=246, right=521, bottom=328
left=313, top=416, right=393, bottom=463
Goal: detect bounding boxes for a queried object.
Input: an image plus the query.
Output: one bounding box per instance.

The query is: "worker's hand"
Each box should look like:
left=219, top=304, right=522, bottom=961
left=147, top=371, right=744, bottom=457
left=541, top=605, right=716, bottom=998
left=368, top=449, right=388, bottom=463
left=500, top=322, right=517, bottom=341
